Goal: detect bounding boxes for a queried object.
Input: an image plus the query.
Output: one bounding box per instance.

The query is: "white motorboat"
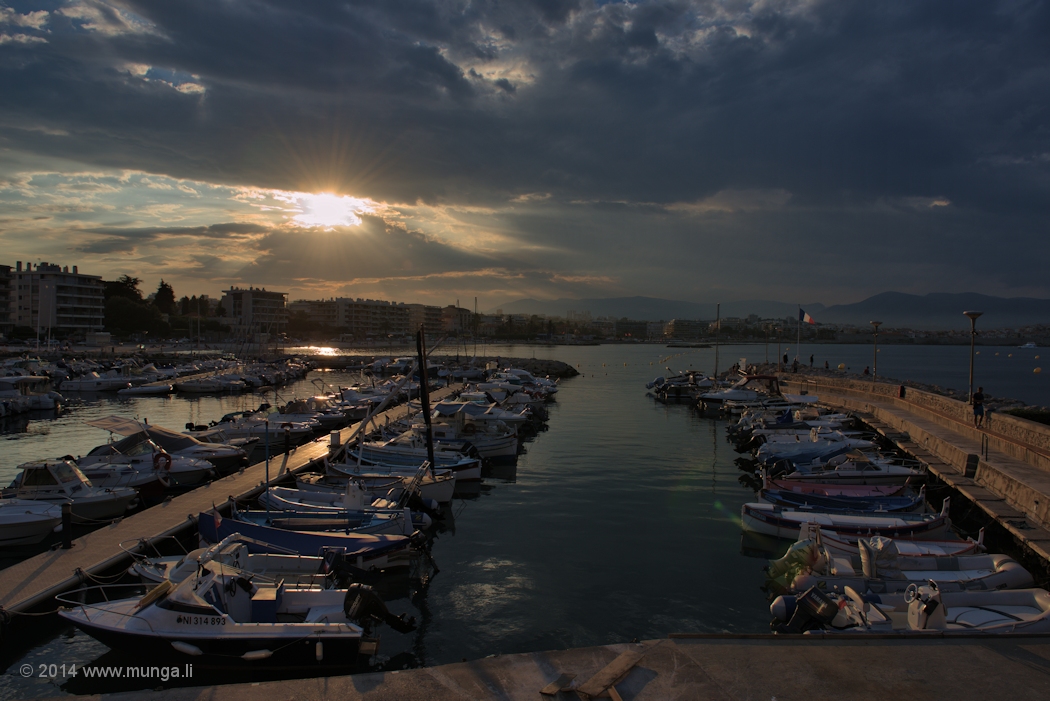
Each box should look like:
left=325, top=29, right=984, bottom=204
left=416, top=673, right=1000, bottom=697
left=256, top=486, right=433, bottom=531
left=775, top=451, right=926, bottom=485
left=299, top=469, right=457, bottom=504
left=129, top=534, right=338, bottom=588
left=775, top=523, right=986, bottom=561
left=770, top=582, right=1050, bottom=634
left=201, top=411, right=318, bottom=447
left=698, top=374, right=781, bottom=408
left=755, top=433, right=876, bottom=464
left=118, top=384, right=173, bottom=396
left=6, top=460, right=137, bottom=523
left=58, top=565, right=415, bottom=667
left=86, top=416, right=249, bottom=476
left=0, top=376, right=63, bottom=414
left=349, top=444, right=482, bottom=480
left=59, top=372, right=131, bottom=392
left=78, top=435, right=215, bottom=491
left=0, top=498, right=63, bottom=546
left=741, top=498, right=952, bottom=540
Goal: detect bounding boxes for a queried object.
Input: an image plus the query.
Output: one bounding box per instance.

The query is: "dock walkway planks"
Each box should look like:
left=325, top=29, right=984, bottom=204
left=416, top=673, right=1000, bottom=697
left=0, top=385, right=460, bottom=613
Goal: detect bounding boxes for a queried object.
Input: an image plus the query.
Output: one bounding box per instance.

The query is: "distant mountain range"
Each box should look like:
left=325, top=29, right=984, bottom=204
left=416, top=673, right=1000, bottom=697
left=488, top=293, right=1050, bottom=330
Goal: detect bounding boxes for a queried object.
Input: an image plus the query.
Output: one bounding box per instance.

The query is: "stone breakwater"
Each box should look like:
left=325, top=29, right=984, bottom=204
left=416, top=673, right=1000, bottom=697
left=305, top=353, right=579, bottom=379
left=747, top=362, right=1047, bottom=414
left=472, top=356, right=579, bottom=379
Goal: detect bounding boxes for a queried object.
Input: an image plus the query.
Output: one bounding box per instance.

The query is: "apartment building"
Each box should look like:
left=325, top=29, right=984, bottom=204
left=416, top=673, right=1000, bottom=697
left=12, top=261, right=105, bottom=337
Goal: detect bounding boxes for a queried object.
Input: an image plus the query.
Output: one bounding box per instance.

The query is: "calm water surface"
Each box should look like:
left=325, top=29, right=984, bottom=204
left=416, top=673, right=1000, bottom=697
left=0, top=341, right=1045, bottom=696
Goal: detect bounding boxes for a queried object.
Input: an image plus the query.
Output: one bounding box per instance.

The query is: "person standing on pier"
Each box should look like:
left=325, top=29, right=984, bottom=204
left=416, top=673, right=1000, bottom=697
left=809, top=354, right=814, bottom=367
left=973, top=386, right=986, bottom=428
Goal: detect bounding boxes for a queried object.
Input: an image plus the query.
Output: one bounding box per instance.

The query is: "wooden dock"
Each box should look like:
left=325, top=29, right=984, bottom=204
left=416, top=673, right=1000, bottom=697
left=0, top=385, right=460, bottom=613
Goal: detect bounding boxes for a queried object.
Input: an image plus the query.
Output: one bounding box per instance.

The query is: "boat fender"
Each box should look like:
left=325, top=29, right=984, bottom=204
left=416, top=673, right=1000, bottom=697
left=171, top=641, right=203, bottom=656
left=770, top=595, right=797, bottom=622
left=315, top=641, right=323, bottom=662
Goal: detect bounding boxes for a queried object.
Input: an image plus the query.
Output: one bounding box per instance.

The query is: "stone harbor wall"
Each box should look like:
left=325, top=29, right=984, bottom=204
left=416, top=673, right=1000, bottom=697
left=469, top=356, right=579, bottom=379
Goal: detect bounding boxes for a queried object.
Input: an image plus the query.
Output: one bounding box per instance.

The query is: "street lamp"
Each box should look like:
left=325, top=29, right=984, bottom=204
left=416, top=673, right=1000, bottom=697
left=869, top=321, right=882, bottom=382
left=964, top=311, right=983, bottom=403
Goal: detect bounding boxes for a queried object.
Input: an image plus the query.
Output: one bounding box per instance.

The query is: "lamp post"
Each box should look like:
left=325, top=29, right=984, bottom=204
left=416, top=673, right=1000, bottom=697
left=964, top=311, right=983, bottom=403
left=869, top=321, right=882, bottom=382
left=776, top=327, right=782, bottom=372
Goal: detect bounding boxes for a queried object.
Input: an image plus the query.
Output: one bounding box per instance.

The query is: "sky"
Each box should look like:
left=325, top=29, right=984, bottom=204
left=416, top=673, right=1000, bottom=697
left=1, top=0, right=1048, bottom=309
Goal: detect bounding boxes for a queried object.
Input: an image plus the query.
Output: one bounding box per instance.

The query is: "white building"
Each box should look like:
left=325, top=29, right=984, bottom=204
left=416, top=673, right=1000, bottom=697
left=13, top=261, right=105, bottom=337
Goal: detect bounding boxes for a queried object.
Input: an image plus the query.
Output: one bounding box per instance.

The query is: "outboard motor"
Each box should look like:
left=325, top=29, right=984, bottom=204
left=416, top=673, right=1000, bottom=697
left=770, top=586, right=840, bottom=634
left=343, top=583, right=416, bottom=634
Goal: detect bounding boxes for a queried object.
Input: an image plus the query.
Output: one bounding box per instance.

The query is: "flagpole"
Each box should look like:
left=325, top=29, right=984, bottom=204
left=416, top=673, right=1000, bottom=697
left=797, top=305, right=801, bottom=363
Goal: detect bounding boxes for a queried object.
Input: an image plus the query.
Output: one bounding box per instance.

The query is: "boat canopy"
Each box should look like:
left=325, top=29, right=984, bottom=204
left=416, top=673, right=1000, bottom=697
left=86, top=415, right=202, bottom=452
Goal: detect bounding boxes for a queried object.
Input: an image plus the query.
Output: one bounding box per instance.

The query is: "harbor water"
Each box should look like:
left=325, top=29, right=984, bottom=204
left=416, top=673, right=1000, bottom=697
left=0, top=342, right=1046, bottom=696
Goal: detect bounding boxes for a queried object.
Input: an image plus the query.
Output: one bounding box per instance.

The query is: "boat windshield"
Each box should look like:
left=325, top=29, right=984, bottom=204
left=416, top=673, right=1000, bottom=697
left=52, top=461, right=85, bottom=484
left=21, top=467, right=59, bottom=487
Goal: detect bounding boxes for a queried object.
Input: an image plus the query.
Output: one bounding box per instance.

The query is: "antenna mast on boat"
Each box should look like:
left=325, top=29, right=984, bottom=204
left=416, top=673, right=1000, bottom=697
left=713, top=302, right=720, bottom=378
left=415, top=326, right=436, bottom=475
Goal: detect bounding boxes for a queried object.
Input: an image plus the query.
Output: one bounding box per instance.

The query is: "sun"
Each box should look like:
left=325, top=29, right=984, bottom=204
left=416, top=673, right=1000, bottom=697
left=268, top=191, right=378, bottom=228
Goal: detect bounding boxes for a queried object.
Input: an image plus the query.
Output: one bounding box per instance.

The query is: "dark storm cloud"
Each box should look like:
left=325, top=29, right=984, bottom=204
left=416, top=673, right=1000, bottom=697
left=2, top=0, right=1049, bottom=300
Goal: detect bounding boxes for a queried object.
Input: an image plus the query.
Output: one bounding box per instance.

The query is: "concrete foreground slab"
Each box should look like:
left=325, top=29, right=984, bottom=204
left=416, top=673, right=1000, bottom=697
left=53, top=636, right=1050, bottom=701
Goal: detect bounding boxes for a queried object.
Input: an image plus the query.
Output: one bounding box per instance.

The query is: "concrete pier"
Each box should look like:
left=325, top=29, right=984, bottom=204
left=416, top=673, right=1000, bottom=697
left=46, top=635, right=1050, bottom=701
left=782, top=375, right=1050, bottom=570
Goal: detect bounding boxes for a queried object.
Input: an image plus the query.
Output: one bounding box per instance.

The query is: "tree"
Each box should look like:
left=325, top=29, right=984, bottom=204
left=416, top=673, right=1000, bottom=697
left=179, top=295, right=191, bottom=316
left=154, top=280, right=176, bottom=314
left=104, top=275, right=143, bottom=302
left=105, top=296, right=169, bottom=337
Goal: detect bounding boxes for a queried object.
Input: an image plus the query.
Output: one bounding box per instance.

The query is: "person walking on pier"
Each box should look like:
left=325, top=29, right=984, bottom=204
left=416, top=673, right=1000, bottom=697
left=973, top=386, right=986, bottom=428
left=809, top=354, right=814, bottom=368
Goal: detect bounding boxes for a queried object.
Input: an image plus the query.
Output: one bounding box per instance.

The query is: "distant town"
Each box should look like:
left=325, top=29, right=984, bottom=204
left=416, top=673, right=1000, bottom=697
left=1, top=260, right=1045, bottom=346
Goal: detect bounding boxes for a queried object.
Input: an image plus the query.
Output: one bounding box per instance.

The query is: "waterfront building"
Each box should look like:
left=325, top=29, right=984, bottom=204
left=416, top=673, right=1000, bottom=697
left=614, top=319, right=647, bottom=338
left=441, top=305, right=474, bottom=333
left=337, top=298, right=410, bottom=340
left=665, top=318, right=705, bottom=339
left=0, top=265, right=12, bottom=333
left=12, top=261, right=105, bottom=337
left=288, top=298, right=340, bottom=327
left=221, top=286, right=288, bottom=339
left=405, top=303, right=443, bottom=333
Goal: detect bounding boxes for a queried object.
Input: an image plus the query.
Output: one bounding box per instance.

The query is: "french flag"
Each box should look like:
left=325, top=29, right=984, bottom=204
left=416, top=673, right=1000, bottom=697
left=799, top=309, right=817, bottom=325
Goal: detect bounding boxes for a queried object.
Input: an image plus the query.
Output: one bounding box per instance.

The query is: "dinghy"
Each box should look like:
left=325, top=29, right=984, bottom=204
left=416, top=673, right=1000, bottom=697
left=741, top=498, right=952, bottom=540
left=770, top=531, right=1030, bottom=594
left=770, top=582, right=1050, bottom=634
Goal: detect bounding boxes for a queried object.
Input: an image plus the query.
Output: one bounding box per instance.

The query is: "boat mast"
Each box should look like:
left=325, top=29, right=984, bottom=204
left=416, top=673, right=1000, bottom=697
left=713, top=302, right=720, bottom=378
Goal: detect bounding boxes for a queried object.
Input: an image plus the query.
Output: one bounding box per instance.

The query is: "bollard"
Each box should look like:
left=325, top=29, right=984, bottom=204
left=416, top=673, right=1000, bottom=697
left=329, top=430, right=341, bottom=453
left=61, top=502, right=72, bottom=549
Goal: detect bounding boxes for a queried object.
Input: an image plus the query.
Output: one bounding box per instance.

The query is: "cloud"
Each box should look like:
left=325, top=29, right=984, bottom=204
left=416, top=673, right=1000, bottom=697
left=0, top=1, right=1047, bottom=306
left=0, top=8, right=49, bottom=30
